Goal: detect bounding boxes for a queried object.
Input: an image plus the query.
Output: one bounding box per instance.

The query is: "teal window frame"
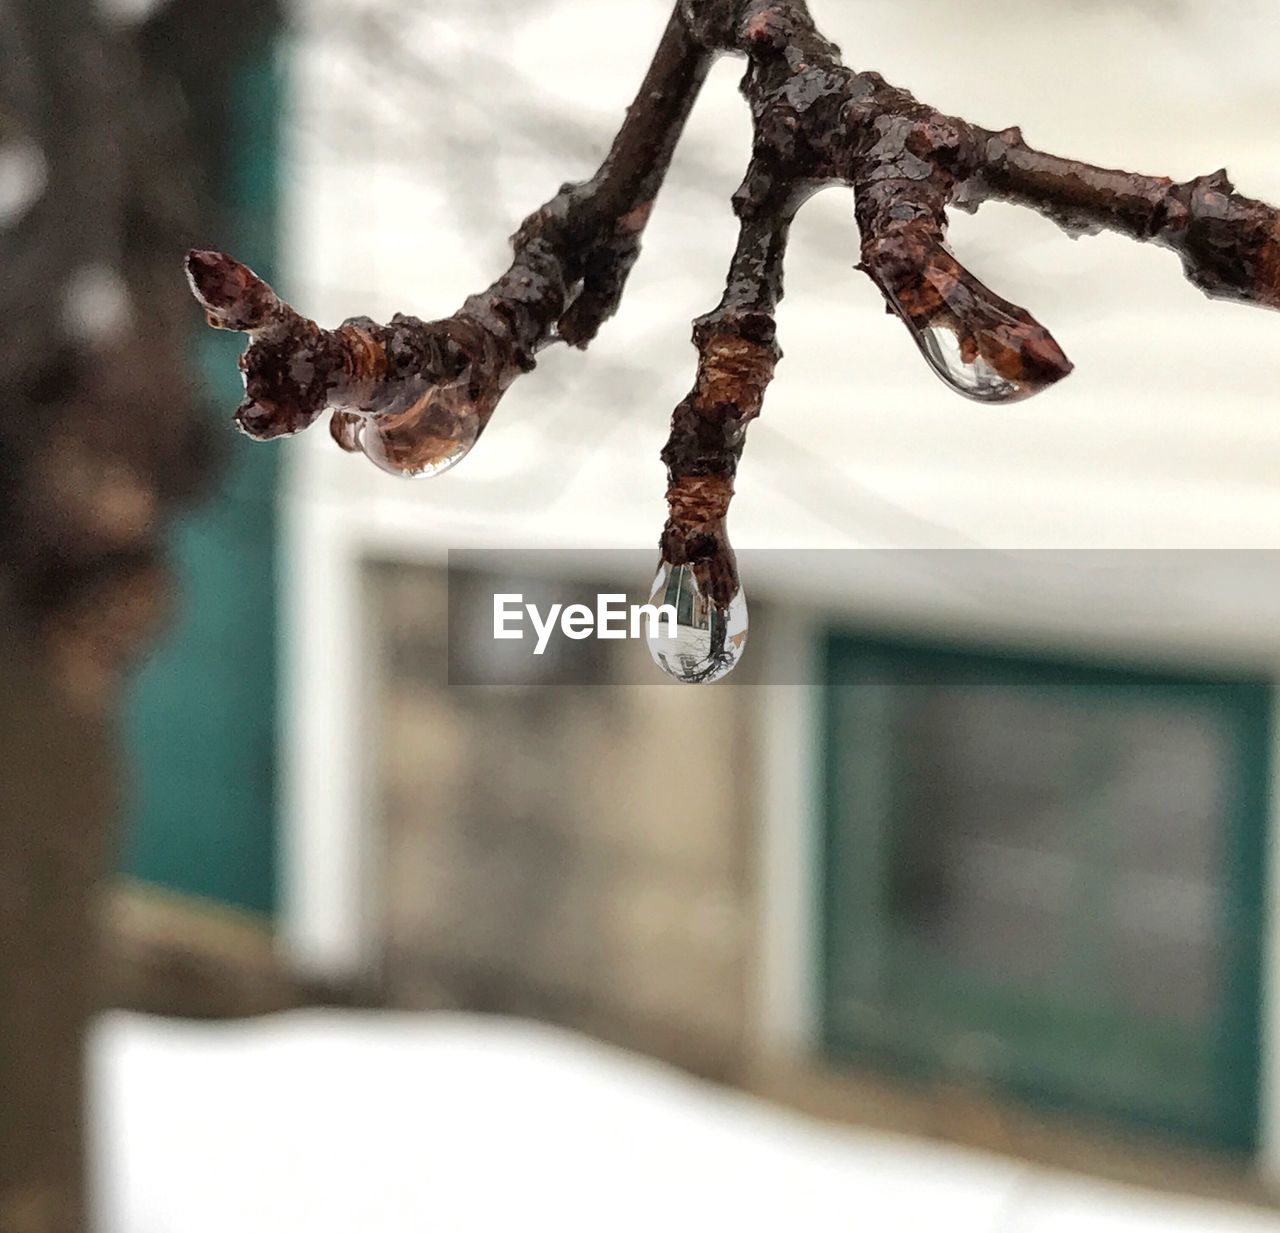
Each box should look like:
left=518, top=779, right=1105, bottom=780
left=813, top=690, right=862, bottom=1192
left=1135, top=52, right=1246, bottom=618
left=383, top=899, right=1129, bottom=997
left=819, top=630, right=1271, bottom=1152
left=120, top=48, right=282, bottom=915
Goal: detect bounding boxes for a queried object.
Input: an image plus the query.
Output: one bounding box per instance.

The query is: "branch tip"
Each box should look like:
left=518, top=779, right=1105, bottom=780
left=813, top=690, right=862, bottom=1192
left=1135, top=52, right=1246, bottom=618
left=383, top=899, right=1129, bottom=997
left=183, top=249, right=283, bottom=333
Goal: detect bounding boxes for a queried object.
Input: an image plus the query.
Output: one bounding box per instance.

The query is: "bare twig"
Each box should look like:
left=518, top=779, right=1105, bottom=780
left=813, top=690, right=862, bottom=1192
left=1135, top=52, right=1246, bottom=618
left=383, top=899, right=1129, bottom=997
left=188, top=0, right=1280, bottom=676
left=186, top=6, right=711, bottom=461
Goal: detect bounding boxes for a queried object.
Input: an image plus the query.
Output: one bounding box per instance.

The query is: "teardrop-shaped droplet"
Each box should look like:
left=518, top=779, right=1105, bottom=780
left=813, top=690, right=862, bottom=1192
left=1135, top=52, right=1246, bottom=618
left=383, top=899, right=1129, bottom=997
left=358, top=384, right=481, bottom=478
left=912, top=319, right=1025, bottom=403
left=330, top=410, right=364, bottom=453
left=645, top=561, right=747, bottom=684
left=878, top=260, right=1072, bottom=405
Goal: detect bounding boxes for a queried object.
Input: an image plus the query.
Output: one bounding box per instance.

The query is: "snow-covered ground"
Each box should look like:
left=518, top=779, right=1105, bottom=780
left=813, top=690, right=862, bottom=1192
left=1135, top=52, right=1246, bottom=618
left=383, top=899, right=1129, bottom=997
left=90, top=1011, right=1280, bottom=1233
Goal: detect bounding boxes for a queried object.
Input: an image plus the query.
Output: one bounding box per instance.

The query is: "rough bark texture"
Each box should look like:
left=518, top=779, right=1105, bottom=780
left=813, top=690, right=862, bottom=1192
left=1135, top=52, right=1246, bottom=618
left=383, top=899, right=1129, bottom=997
left=0, top=0, right=278, bottom=1226
left=188, top=0, right=1280, bottom=634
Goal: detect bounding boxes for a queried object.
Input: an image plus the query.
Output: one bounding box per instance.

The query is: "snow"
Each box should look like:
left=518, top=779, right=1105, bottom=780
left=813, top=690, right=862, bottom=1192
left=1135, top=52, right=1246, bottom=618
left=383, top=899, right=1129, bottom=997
left=89, top=1010, right=1280, bottom=1233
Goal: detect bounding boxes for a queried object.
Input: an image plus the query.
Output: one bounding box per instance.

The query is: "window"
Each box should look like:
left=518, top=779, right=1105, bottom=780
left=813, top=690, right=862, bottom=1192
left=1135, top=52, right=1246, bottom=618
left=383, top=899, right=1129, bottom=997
left=820, top=633, right=1271, bottom=1150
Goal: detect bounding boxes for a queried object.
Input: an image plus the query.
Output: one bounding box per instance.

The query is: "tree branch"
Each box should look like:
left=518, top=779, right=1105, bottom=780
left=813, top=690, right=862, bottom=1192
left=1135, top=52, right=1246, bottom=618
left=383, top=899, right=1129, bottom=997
left=659, top=167, right=794, bottom=597
left=186, top=5, right=712, bottom=465
left=967, top=129, right=1280, bottom=311
left=187, top=0, right=1280, bottom=679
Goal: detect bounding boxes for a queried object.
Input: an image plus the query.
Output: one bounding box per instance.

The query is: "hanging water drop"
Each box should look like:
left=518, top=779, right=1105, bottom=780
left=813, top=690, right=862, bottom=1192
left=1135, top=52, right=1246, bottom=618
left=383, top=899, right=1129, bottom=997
left=877, top=261, right=1072, bottom=405
left=910, top=318, right=1026, bottom=403
left=357, top=382, right=482, bottom=478
left=645, top=560, right=747, bottom=684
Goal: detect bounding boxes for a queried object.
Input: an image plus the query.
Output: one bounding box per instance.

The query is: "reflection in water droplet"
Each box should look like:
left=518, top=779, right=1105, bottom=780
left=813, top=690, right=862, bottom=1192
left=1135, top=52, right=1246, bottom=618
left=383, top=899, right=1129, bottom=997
left=645, top=561, right=747, bottom=684
left=357, top=387, right=481, bottom=478
left=877, top=261, right=1071, bottom=405
left=360, top=423, right=476, bottom=477
left=913, top=320, right=1023, bottom=403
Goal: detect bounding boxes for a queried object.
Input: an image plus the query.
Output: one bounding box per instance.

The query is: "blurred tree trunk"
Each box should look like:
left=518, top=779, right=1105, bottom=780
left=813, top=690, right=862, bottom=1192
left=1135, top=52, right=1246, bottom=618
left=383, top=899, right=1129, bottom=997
left=0, top=0, right=278, bottom=1227
left=0, top=601, right=114, bottom=1233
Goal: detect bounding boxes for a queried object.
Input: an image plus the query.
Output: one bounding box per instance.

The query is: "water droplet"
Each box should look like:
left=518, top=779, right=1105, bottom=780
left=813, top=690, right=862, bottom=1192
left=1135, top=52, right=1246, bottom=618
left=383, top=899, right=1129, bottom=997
left=880, top=268, right=1071, bottom=405
left=911, top=319, right=1025, bottom=403
left=645, top=561, right=747, bottom=684
left=330, top=410, right=364, bottom=453
left=357, top=384, right=481, bottom=478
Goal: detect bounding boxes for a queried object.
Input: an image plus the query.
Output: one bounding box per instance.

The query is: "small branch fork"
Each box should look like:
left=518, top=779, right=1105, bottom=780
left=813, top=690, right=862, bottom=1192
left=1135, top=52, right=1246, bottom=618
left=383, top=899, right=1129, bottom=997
left=187, top=0, right=1280, bottom=628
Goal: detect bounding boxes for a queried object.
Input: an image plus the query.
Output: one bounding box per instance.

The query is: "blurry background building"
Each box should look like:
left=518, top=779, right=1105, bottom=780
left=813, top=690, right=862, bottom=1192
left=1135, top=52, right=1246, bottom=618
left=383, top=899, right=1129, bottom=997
left=112, top=0, right=1280, bottom=1211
